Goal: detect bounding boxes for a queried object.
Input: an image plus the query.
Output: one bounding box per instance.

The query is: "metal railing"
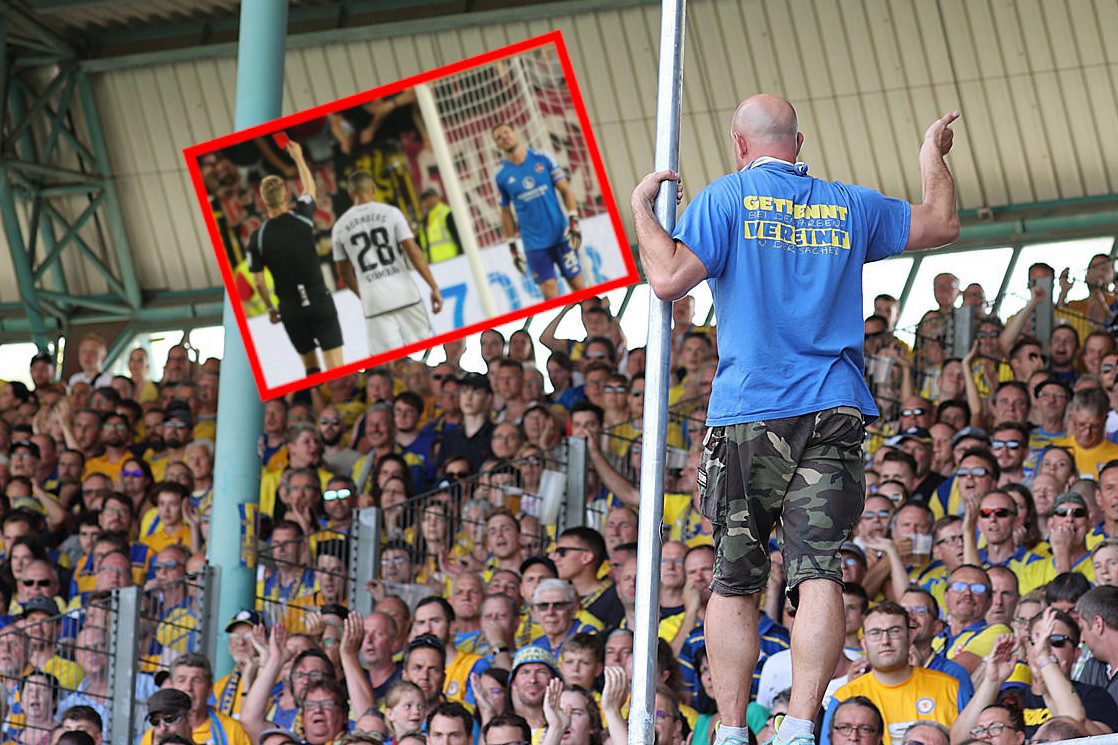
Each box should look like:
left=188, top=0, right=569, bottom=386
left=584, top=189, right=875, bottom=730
left=0, top=568, right=217, bottom=745
left=375, top=446, right=573, bottom=581
left=255, top=531, right=354, bottom=632
left=0, top=598, right=116, bottom=745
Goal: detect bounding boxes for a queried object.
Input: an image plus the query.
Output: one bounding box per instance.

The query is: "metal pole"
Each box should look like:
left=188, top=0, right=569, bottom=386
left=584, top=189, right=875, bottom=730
left=108, top=586, right=141, bottom=745
left=351, top=508, right=382, bottom=617
left=562, top=436, right=587, bottom=532
left=1035, top=275, right=1054, bottom=349
left=950, top=305, right=973, bottom=359
left=201, top=564, right=222, bottom=664
left=414, top=83, right=499, bottom=317
left=990, top=244, right=1022, bottom=317
left=629, top=2, right=685, bottom=745
left=207, top=0, right=287, bottom=679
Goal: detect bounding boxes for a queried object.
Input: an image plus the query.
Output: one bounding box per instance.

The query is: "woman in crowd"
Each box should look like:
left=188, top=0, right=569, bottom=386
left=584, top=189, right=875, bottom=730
left=117, top=457, right=155, bottom=516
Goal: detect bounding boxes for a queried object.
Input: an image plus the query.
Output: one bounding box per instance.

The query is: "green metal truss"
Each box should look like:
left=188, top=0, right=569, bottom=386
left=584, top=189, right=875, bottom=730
left=1, top=0, right=147, bottom=354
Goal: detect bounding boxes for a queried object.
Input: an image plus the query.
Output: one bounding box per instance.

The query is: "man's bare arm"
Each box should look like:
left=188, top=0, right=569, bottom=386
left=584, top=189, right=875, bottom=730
left=540, top=304, right=576, bottom=354
left=585, top=435, right=639, bottom=508
left=555, top=177, right=578, bottom=214
left=631, top=170, right=707, bottom=301
left=500, top=206, right=517, bottom=242
left=906, top=112, right=961, bottom=251
left=336, top=259, right=360, bottom=300
left=999, top=283, right=1046, bottom=355
left=401, top=238, right=444, bottom=314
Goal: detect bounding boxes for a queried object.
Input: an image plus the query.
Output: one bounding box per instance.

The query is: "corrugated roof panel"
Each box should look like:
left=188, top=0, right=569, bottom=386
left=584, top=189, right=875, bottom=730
left=1072, top=4, right=1118, bottom=195
left=5, top=0, right=1118, bottom=316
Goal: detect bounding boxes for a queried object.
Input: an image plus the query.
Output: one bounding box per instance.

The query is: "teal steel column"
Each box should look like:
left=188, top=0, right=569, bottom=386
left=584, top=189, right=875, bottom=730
left=208, top=0, right=287, bottom=678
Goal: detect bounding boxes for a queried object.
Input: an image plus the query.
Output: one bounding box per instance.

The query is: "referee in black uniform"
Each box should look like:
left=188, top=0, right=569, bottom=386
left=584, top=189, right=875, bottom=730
left=249, top=140, right=344, bottom=376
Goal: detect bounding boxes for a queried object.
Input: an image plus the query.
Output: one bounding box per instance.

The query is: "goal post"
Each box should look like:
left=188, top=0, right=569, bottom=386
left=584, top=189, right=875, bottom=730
left=414, top=82, right=499, bottom=317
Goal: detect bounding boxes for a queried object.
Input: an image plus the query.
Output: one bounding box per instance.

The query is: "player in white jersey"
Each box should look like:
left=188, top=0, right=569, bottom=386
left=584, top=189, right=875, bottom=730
left=332, top=170, right=443, bottom=357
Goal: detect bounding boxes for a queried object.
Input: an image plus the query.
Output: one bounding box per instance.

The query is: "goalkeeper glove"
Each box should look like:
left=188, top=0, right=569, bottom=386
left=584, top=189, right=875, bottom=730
left=565, top=213, right=582, bottom=250
left=509, top=241, right=527, bottom=275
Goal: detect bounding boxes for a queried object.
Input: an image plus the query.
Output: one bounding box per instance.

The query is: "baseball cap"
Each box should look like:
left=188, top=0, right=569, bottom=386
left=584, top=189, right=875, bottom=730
left=20, top=596, right=57, bottom=618
left=458, top=372, right=492, bottom=393
left=146, top=688, right=192, bottom=716
left=951, top=427, right=990, bottom=448
left=510, top=645, right=560, bottom=677
left=889, top=427, right=932, bottom=448
left=10, top=440, right=40, bottom=460
left=258, top=729, right=301, bottom=745
left=839, top=541, right=867, bottom=567
left=225, top=609, right=262, bottom=632
left=1053, top=492, right=1088, bottom=512
left=165, top=404, right=193, bottom=428
left=406, top=634, right=446, bottom=658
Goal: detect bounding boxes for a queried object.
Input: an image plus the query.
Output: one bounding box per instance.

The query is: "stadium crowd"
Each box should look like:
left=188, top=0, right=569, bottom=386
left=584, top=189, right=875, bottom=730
left=4, top=253, right=1118, bottom=745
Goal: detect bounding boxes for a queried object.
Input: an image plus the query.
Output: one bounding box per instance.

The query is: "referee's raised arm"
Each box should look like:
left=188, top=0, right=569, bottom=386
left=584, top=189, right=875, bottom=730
left=286, top=140, right=317, bottom=201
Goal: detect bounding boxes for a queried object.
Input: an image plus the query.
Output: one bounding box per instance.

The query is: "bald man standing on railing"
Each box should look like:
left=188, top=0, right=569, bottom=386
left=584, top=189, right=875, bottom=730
left=632, top=94, right=960, bottom=745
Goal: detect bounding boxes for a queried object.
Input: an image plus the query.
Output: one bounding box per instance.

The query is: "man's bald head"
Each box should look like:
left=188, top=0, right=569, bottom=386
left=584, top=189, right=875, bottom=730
left=730, top=94, right=802, bottom=166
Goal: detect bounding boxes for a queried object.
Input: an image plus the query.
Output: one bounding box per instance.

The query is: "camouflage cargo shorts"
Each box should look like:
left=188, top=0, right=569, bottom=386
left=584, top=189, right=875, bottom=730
left=697, top=406, right=866, bottom=597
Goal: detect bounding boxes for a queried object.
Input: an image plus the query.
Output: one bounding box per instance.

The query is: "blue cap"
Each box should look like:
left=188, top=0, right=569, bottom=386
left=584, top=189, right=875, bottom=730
left=511, top=646, right=560, bottom=677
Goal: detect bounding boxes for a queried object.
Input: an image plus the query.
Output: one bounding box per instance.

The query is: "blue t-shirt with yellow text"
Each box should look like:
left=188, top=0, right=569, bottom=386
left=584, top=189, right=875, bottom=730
left=672, top=159, right=910, bottom=424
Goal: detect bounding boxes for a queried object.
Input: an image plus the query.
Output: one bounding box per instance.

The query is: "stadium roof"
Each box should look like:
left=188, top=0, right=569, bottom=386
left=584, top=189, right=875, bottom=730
left=10, top=0, right=560, bottom=58
left=2, top=0, right=1117, bottom=341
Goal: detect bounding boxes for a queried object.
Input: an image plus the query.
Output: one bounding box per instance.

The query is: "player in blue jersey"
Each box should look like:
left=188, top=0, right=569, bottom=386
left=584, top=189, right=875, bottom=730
left=492, top=123, right=586, bottom=299
left=632, top=94, right=961, bottom=745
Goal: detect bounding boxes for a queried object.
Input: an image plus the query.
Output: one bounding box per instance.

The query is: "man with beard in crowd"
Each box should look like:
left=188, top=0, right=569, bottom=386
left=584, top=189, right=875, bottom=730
left=990, top=421, right=1029, bottom=487
left=72, top=409, right=102, bottom=462
left=1030, top=378, right=1070, bottom=468
left=82, top=412, right=132, bottom=482
left=318, top=405, right=359, bottom=475
left=478, top=646, right=558, bottom=733
left=155, top=406, right=194, bottom=482
left=410, top=596, right=490, bottom=706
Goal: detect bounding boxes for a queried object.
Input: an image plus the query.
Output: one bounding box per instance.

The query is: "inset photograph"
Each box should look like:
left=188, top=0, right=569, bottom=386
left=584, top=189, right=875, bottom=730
left=184, top=32, right=635, bottom=399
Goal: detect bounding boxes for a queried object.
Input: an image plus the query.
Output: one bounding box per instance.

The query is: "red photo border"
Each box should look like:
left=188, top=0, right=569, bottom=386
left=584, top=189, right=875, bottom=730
left=183, top=30, right=638, bottom=400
